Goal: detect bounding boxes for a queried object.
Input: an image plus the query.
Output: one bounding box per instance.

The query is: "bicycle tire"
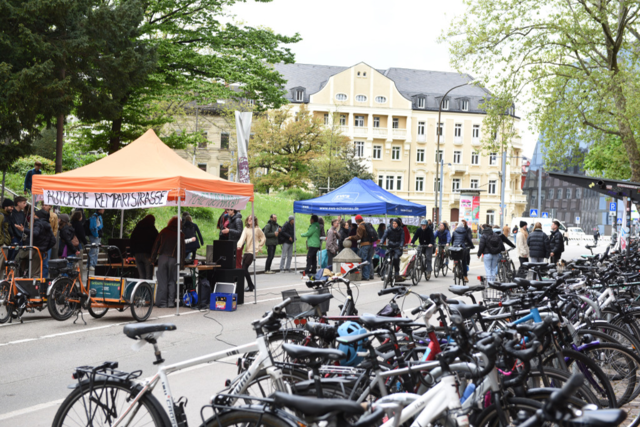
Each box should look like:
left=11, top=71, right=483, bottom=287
left=527, top=367, right=600, bottom=406
left=411, top=257, right=421, bottom=286
left=47, top=277, right=80, bottom=321
left=453, top=263, right=461, bottom=285
left=433, top=256, right=440, bottom=278
left=88, top=304, right=109, bottom=318
left=508, top=260, right=516, bottom=281
left=442, top=258, right=449, bottom=276
left=131, top=282, right=154, bottom=322
left=52, top=379, right=169, bottom=427
left=383, top=262, right=393, bottom=289
left=473, top=397, right=542, bottom=427
left=581, top=320, right=640, bottom=354
left=0, top=281, right=11, bottom=323
left=202, top=409, right=293, bottom=427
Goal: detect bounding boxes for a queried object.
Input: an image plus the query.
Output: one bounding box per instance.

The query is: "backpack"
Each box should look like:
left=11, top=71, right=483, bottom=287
left=84, top=217, right=92, bottom=237
left=0, top=213, right=11, bottom=246
left=364, top=223, right=379, bottom=243
left=486, top=232, right=503, bottom=255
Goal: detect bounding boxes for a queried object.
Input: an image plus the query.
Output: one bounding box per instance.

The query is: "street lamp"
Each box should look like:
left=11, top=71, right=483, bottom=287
left=434, top=79, right=476, bottom=225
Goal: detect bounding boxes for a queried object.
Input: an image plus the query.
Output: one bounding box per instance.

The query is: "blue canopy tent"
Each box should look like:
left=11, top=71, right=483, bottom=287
left=292, top=178, right=426, bottom=272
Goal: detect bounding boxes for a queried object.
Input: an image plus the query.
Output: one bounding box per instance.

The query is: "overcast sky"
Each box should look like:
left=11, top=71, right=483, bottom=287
left=229, top=0, right=539, bottom=158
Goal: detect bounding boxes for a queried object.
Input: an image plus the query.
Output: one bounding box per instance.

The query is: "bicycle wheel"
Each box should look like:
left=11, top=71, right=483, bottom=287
left=52, top=379, right=169, bottom=427
left=47, top=277, right=80, bottom=321
left=88, top=304, right=109, bottom=319
left=383, top=262, right=393, bottom=289
left=453, top=264, right=460, bottom=285
left=202, top=409, right=292, bottom=427
left=508, top=260, right=516, bottom=281
left=473, top=397, right=542, bottom=427
left=442, top=257, right=449, bottom=276
left=433, top=256, right=441, bottom=278
left=527, top=367, right=600, bottom=406
left=0, top=281, right=11, bottom=323
left=411, top=257, right=421, bottom=286
left=131, top=282, right=154, bottom=322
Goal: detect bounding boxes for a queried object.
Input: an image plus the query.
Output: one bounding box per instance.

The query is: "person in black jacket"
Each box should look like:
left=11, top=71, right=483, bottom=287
left=220, top=209, right=243, bottom=269
left=130, top=215, right=159, bottom=280
left=527, top=222, right=550, bottom=262
left=549, top=220, right=565, bottom=263
left=15, top=210, right=55, bottom=277
left=58, top=214, right=80, bottom=258
left=411, top=220, right=434, bottom=278
left=70, top=211, right=88, bottom=248
left=182, top=214, right=203, bottom=263
left=477, top=225, right=505, bottom=282
left=380, top=219, right=405, bottom=277
left=451, top=225, right=475, bottom=282
left=151, top=216, right=185, bottom=308
left=279, top=216, right=295, bottom=272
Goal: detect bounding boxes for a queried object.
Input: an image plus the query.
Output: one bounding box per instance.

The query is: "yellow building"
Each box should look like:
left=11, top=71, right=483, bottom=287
left=274, top=62, right=527, bottom=224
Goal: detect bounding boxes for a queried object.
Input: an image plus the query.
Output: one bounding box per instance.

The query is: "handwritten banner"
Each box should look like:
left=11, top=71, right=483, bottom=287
left=43, top=189, right=169, bottom=209
left=167, top=190, right=250, bottom=210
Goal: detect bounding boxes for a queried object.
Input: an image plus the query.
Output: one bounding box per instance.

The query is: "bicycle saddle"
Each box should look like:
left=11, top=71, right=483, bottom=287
left=522, top=262, right=550, bottom=268
left=123, top=323, right=176, bottom=340
left=448, top=285, right=484, bottom=296
left=282, top=343, right=345, bottom=361
left=272, top=391, right=365, bottom=416
left=299, top=293, right=333, bottom=307
left=65, top=256, right=82, bottom=262
left=4, top=261, right=16, bottom=267
left=528, top=280, right=555, bottom=289
left=449, top=303, right=487, bottom=319
left=487, top=281, right=520, bottom=290
left=359, top=313, right=412, bottom=328
left=585, top=245, right=597, bottom=249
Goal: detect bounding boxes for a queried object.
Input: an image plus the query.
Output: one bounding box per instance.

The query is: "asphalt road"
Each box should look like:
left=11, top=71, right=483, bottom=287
left=0, top=243, right=593, bottom=426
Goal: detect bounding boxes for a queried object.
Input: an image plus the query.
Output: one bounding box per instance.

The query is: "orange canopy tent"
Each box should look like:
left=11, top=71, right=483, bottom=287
left=29, top=129, right=257, bottom=311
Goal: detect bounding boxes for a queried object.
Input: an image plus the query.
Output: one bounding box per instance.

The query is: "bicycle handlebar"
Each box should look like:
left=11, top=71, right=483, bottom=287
left=378, top=286, right=407, bottom=296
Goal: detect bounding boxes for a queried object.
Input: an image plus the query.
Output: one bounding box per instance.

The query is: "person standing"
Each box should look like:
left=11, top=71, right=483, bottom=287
left=151, top=216, right=185, bottom=308
left=527, top=222, right=550, bottom=262
left=262, top=214, right=280, bottom=274
left=182, top=214, right=203, bottom=263
left=349, top=215, right=374, bottom=280
left=411, top=219, right=435, bottom=280
left=451, top=223, right=475, bottom=283
left=87, top=209, right=104, bottom=271
left=36, top=203, right=58, bottom=277
left=23, top=161, right=42, bottom=194
left=477, top=224, right=503, bottom=282
left=220, top=209, right=243, bottom=269
left=0, top=199, right=14, bottom=278
left=338, top=220, right=350, bottom=252
left=301, top=215, right=322, bottom=276
left=279, top=216, right=295, bottom=273
left=15, top=209, right=56, bottom=277
left=516, top=221, right=530, bottom=277
left=58, top=214, right=81, bottom=259
left=8, top=196, right=28, bottom=261
left=130, top=215, right=159, bottom=280
left=380, top=219, right=404, bottom=278
left=326, top=219, right=340, bottom=269
left=461, top=219, right=473, bottom=272
left=237, top=215, right=266, bottom=292
left=71, top=211, right=88, bottom=250
left=549, top=220, right=565, bottom=264
left=594, top=229, right=600, bottom=245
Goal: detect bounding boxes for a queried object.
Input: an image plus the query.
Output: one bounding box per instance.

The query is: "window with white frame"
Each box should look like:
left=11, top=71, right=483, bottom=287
left=452, top=178, right=461, bottom=193
left=435, top=150, right=443, bottom=163
left=489, top=153, right=498, bottom=165
left=340, top=115, right=346, bottom=126
left=354, top=115, right=364, bottom=127
left=442, top=99, right=449, bottom=110
left=471, top=152, right=479, bottom=165
left=436, top=122, right=443, bottom=137
left=323, top=114, right=329, bottom=125
left=373, top=117, right=380, bottom=128
left=549, top=189, right=554, bottom=199
left=415, top=176, right=424, bottom=192
left=378, top=175, right=384, bottom=187
left=392, top=118, right=399, bottom=129
left=386, top=176, right=395, bottom=191
left=454, top=124, right=462, bottom=138
left=472, top=125, right=480, bottom=139
left=434, top=177, right=441, bottom=192
left=354, top=141, right=364, bottom=158
left=566, top=188, right=572, bottom=199
left=355, top=95, right=367, bottom=102
left=416, top=149, right=425, bottom=162
left=392, top=146, right=401, bottom=160
left=295, top=90, right=304, bottom=102
left=557, top=188, right=563, bottom=198
left=373, top=145, right=382, bottom=160
left=417, top=97, right=426, bottom=109
left=470, top=179, right=479, bottom=189
left=417, top=121, right=425, bottom=136
left=461, top=99, right=469, bottom=111
left=453, top=151, right=462, bottom=164
left=375, top=96, right=387, bottom=104
left=576, top=188, right=581, bottom=198
left=336, top=93, right=347, bottom=101
left=396, top=176, right=402, bottom=191
left=488, top=180, right=497, bottom=194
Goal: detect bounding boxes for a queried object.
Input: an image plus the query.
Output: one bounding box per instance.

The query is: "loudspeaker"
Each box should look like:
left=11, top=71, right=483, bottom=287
left=213, top=240, right=236, bottom=269
left=212, top=268, right=245, bottom=305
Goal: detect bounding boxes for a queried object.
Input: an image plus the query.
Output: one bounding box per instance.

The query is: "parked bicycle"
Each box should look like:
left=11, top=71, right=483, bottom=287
left=0, top=245, right=48, bottom=323
left=497, top=247, right=516, bottom=282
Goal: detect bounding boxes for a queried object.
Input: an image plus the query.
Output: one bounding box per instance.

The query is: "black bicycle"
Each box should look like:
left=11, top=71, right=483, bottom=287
left=433, top=244, right=449, bottom=277
left=497, top=248, right=517, bottom=282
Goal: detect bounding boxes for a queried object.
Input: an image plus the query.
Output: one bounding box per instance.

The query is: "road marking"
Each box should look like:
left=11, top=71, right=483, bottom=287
left=0, top=398, right=64, bottom=421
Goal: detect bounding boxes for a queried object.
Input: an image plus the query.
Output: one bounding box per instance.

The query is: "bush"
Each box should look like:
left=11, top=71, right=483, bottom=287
left=10, top=156, right=55, bottom=175
left=278, top=188, right=315, bottom=201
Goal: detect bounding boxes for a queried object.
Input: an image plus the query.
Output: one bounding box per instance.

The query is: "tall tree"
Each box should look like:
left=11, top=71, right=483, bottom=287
left=445, top=0, right=640, bottom=180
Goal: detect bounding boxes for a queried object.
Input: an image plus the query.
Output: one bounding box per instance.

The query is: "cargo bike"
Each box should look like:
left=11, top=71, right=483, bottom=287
left=47, top=243, right=155, bottom=323
left=0, top=245, right=50, bottom=323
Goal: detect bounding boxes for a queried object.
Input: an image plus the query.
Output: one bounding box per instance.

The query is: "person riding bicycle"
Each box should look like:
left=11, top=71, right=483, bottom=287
left=450, top=223, right=475, bottom=282
left=411, top=219, right=434, bottom=280
left=380, top=218, right=404, bottom=279
left=434, top=222, right=451, bottom=266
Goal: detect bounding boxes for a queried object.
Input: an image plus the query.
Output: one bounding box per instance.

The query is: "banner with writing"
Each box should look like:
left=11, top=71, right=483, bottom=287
left=43, top=189, right=169, bottom=209
left=167, top=190, right=250, bottom=210
left=235, top=111, right=253, bottom=184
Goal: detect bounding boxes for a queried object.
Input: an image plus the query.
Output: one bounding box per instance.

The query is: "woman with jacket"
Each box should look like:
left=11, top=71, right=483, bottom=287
left=325, top=219, right=340, bottom=268
left=58, top=214, right=80, bottom=258
left=71, top=211, right=88, bottom=248
left=516, top=221, right=530, bottom=276
left=279, top=216, right=295, bottom=273
left=527, top=222, right=550, bottom=262
left=237, top=215, right=266, bottom=292
left=182, top=214, right=203, bottom=263
left=151, top=216, right=185, bottom=308
left=220, top=209, right=243, bottom=269
left=131, top=215, right=159, bottom=280
left=301, top=215, right=322, bottom=276
left=338, top=220, right=351, bottom=253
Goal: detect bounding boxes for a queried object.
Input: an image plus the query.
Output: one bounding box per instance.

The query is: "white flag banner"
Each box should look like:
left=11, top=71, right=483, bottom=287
left=43, top=189, right=169, bottom=209
left=235, top=111, right=253, bottom=183
left=621, top=197, right=628, bottom=251
left=167, top=190, right=250, bottom=210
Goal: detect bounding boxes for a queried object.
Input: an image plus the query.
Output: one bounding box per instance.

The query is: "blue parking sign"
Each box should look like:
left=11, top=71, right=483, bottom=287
left=530, top=209, right=538, bottom=217
left=541, top=212, right=549, bottom=218
left=610, top=202, right=617, bottom=212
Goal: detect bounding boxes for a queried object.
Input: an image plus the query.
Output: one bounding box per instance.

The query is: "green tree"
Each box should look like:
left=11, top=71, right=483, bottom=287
left=444, top=0, right=640, bottom=180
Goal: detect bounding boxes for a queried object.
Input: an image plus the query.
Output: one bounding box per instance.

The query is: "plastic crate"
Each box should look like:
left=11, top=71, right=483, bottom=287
left=282, top=287, right=331, bottom=317
left=211, top=293, right=237, bottom=311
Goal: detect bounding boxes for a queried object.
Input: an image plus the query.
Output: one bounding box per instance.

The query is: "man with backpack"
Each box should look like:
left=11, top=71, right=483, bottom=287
left=411, top=219, right=434, bottom=279
left=262, top=214, right=280, bottom=274
left=86, top=209, right=104, bottom=271
left=349, top=214, right=377, bottom=281
left=0, top=199, right=14, bottom=279
left=478, top=224, right=504, bottom=282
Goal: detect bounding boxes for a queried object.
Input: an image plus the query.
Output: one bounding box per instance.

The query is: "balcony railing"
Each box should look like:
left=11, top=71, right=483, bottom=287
left=417, top=134, right=426, bottom=143
left=353, top=126, right=367, bottom=136
left=451, top=164, right=468, bottom=174
left=392, top=128, right=406, bottom=137
left=372, top=127, right=387, bottom=136
left=340, top=125, right=348, bottom=133
left=454, top=136, right=463, bottom=145
left=471, top=138, right=481, bottom=146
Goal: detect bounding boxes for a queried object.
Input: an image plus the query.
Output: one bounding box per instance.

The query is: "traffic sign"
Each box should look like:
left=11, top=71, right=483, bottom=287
left=575, top=216, right=580, bottom=224
left=530, top=209, right=538, bottom=217
left=618, top=218, right=622, bottom=224
left=541, top=212, right=549, bottom=219
left=610, top=202, right=617, bottom=212
left=610, top=211, right=616, bottom=217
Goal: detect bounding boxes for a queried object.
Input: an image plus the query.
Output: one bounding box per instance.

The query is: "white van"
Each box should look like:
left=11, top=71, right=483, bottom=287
left=510, top=217, right=567, bottom=236
left=567, top=227, right=586, bottom=240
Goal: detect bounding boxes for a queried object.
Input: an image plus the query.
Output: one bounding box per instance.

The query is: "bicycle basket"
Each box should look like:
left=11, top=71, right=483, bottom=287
left=448, top=247, right=464, bottom=261
left=479, top=276, right=504, bottom=302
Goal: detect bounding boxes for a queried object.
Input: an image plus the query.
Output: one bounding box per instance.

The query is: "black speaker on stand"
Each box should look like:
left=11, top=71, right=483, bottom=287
left=213, top=240, right=236, bottom=269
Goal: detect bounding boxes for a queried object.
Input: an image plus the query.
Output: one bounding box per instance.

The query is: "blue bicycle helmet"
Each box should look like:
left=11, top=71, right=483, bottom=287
left=421, top=219, right=428, bottom=225
left=337, top=321, right=368, bottom=366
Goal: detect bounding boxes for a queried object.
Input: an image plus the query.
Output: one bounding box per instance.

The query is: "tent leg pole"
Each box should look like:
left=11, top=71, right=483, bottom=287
left=29, top=194, right=34, bottom=277
left=252, top=201, right=256, bottom=304
left=119, top=209, right=124, bottom=238
left=294, top=213, right=297, bottom=274
left=176, top=196, right=181, bottom=316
